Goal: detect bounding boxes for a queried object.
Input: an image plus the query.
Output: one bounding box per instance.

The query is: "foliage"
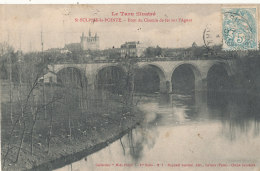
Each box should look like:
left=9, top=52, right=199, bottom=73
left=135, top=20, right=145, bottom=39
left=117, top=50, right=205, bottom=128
left=144, top=46, right=162, bottom=57
left=0, top=43, right=19, bottom=81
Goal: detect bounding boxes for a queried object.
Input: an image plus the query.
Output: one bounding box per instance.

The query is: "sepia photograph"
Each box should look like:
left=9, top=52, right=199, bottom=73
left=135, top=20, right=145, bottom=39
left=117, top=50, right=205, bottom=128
left=1, top=4, right=260, bottom=171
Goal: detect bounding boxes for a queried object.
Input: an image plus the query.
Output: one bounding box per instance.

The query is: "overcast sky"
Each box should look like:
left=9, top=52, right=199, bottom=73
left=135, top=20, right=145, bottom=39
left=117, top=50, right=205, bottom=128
left=0, top=5, right=259, bottom=52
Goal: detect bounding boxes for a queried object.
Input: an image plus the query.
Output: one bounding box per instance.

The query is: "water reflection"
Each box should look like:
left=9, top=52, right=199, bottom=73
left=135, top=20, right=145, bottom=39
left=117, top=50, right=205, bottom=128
left=56, top=93, right=260, bottom=171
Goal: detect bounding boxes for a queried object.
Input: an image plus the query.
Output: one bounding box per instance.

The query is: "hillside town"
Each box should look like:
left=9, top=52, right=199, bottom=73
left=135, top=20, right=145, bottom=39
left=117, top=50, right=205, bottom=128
left=40, top=29, right=259, bottom=64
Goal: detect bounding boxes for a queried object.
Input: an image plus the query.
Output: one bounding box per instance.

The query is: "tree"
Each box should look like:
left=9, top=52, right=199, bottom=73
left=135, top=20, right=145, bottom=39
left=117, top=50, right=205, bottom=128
left=0, top=42, right=16, bottom=80
left=144, top=46, right=162, bottom=57
left=0, top=43, right=17, bottom=123
left=1, top=51, right=63, bottom=169
left=155, top=45, right=162, bottom=56
left=118, top=56, right=139, bottom=113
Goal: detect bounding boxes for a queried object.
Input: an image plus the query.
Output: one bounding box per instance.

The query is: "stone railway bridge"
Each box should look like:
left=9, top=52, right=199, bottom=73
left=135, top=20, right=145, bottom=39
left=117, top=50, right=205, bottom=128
left=48, top=58, right=237, bottom=93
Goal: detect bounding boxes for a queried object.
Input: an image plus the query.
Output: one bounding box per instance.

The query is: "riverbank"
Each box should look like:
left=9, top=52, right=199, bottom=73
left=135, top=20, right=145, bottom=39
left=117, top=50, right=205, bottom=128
left=2, top=104, right=144, bottom=171
left=28, top=121, right=141, bottom=171
left=1, top=87, right=145, bottom=171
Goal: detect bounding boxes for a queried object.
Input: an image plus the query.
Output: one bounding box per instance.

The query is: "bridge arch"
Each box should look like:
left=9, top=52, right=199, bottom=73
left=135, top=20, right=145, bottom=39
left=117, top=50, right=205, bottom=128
left=207, top=63, right=233, bottom=106
left=134, top=64, right=167, bottom=93
left=54, top=64, right=85, bottom=74
left=207, top=62, right=232, bottom=77
left=56, top=67, right=88, bottom=89
left=94, top=63, right=126, bottom=78
left=95, top=64, right=126, bottom=94
left=207, top=63, right=232, bottom=92
left=171, top=63, right=202, bottom=94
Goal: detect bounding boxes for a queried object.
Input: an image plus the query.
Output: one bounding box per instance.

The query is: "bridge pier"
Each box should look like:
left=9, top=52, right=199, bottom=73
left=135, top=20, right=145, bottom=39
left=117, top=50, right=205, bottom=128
left=195, top=78, right=207, bottom=92
left=160, top=80, right=172, bottom=94
left=86, top=74, right=96, bottom=91
left=85, top=66, right=97, bottom=92
left=159, top=72, right=173, bottom=94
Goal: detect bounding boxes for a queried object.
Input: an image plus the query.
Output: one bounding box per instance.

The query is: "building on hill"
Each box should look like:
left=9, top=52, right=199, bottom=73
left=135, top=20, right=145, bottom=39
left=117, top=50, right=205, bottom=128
left=38, top=71, right=57, bottom=84
left=120, top=41, right=146, bottom=58
left=80, top=29, right=100, bottom=50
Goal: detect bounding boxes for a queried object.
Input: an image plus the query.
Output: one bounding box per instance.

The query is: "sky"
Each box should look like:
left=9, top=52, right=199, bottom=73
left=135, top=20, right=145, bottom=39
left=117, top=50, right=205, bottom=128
left=0, top=5, right=259, bottom=52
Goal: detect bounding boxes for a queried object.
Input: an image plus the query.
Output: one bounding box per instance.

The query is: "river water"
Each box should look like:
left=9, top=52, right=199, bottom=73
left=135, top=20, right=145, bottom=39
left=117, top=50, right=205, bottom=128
left=55, top=92, right=260, bottom=171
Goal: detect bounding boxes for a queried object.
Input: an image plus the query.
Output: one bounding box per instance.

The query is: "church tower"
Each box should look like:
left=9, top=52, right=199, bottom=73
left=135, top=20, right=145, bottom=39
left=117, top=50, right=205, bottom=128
left=80, top=29, right=99, bottom=50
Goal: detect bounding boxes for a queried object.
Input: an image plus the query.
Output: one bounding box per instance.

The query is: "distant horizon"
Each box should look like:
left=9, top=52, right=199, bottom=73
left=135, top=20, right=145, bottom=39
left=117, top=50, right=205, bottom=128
left=0, top=5, right=226, bottom=52
left=3, top=39, right=224, bottom=54
left=1, top=5, right=259, bottom=53
left=1, top=32, right=225, bottom=53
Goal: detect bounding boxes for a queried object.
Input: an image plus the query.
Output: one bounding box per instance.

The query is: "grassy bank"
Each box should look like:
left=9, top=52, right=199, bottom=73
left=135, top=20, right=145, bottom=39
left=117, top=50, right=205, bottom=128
left=1, top=84, right=144, bottom=171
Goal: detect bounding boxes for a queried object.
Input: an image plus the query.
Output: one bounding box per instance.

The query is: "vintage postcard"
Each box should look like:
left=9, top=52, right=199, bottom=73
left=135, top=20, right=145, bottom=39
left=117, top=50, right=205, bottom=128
left=1, top=4, right=260, bottom=171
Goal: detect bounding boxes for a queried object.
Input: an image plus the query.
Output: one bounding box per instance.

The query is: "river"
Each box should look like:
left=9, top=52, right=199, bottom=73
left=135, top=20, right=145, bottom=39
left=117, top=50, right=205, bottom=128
left=55, top=92, right=260, bottom=171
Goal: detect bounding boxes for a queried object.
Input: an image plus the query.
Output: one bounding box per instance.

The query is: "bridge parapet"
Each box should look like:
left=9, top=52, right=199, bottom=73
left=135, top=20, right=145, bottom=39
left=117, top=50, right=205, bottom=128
left=54, top=55, right=236, bottom=65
